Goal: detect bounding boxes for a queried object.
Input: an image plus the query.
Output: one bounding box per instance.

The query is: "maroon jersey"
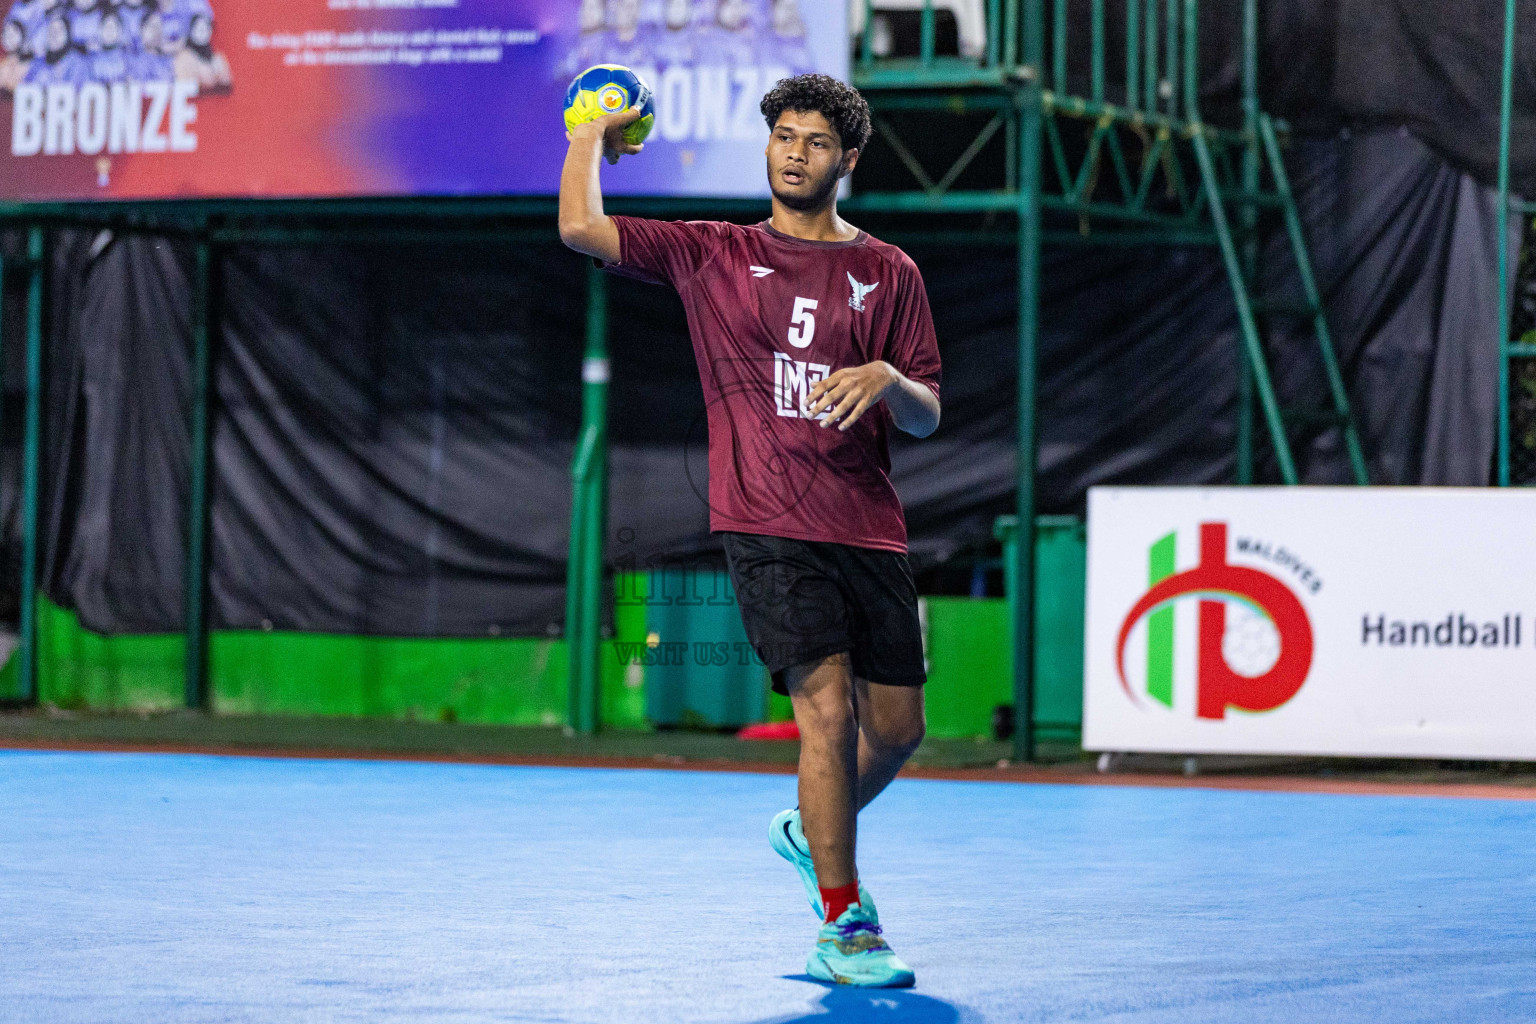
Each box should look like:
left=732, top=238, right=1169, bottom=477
left=604, top=216, right=940, bottom=553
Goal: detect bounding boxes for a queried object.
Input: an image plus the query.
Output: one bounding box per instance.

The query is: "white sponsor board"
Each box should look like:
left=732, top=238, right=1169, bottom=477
left=1084, top=487, right=1536, bottom=760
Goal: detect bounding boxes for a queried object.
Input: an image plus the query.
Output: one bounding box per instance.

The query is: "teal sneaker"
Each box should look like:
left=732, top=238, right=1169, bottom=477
left=768, top=808, right=876, bottom=920
left=806, top=901, right=915, bottom=988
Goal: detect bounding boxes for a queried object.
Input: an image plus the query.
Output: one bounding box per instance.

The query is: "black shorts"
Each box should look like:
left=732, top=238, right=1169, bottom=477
left=719, top=531, right=927, bottom=695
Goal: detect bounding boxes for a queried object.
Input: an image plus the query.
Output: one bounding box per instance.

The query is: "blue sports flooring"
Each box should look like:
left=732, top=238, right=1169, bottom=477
left=2, top=751, right=1535, bottom=1023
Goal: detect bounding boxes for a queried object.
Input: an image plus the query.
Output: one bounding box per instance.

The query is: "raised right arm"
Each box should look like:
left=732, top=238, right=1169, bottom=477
left=558, top=108, right=643, bottom=264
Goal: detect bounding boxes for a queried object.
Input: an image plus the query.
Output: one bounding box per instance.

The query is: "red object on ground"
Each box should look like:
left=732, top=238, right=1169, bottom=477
left=736, top=721, right=800, bottom=741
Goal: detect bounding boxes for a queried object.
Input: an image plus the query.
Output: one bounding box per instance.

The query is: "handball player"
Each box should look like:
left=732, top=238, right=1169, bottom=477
left=559, top=73, right=940, bottom=989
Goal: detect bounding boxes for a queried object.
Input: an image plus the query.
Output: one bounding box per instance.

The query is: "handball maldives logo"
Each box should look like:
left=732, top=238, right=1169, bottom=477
left=1115, top=523, right=1314, bottom=720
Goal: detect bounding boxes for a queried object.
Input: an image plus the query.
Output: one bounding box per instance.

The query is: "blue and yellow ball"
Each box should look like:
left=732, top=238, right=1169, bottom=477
left=564, top=64, right=655, bottom=146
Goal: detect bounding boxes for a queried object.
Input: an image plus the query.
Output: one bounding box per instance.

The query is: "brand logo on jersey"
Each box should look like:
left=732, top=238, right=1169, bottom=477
left=847, top=272, right=878, bottom=312
left=750, top=266, right=775, bottom=278
left=774, top=352, right=831, bottom=420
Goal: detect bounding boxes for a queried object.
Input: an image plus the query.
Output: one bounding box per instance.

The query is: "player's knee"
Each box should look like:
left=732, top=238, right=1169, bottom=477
left=796, top=696, right=857, bottom=745
left=881, top=715, right=925, bottom=757
left=792, top=686, right=858, bottom=746
left=906, top=717, right=927, bottom=753
left=860, top=685, right=926, bottom=756
left=786, top=654, right=857, bottom=743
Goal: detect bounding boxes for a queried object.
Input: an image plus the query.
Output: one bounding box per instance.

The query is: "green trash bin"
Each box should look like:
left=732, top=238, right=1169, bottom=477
left=992, top=515, right=1087, bottom=744
left=642, top=568, right=767, bottom=729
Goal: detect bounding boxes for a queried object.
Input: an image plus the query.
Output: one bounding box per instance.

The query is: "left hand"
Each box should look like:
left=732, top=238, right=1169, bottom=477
left=804, top=361, right=899, bottom=431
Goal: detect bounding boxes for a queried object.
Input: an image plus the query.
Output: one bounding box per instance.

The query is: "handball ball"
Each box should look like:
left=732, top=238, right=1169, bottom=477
left=564, top=64, right=655, bottom=146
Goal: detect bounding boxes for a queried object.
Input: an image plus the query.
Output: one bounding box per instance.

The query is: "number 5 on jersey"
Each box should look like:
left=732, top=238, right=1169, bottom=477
left=788, top=296, right=817, bottom=349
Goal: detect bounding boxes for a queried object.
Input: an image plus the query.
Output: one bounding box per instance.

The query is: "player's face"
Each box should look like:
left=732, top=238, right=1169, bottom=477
left=46, top=16, right=67, bottom=54
left=766, top=110, right=857, bottom=212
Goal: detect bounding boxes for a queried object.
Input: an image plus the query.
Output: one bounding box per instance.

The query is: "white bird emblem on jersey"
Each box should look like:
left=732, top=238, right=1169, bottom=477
left=847, top=272, right=878, bottom=311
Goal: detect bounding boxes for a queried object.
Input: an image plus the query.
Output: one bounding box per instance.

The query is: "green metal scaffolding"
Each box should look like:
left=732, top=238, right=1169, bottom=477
left=1497, top=0, right=1535, bottom=487
left=846, top=0, right=1366, bottom=759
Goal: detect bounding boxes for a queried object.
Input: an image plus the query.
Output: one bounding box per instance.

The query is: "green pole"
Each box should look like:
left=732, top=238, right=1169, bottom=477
left=579, top=409, right=608, bottom=735
left=987, top=0, right=1001, bottom=67
left=921, top=0, right=935, bottom=67
left=1126, top=0, right=1140, bottom=113
left=1165, top=0, right=1180, bottom=118
left=1237, top=0, right=1258, bottom=484
left=1052, top=0, right=1066, bottom=94
left=567, top=264, right=608, bottom=735
left=1003, top=0, right=1018, bottom=68
left=17, top=226, right=42, bottom=704
left=1091, top=0, right=1105, bottom=103
left=565, top=429, right=591, bottom=729
left=184, top=235, right=213, bottom=709
left=860, top=0, right=875, bottom=68
left=1181, top=0, right=1198, bottom=118
left=584, top=265, right=609, bottom=735
left=0, top=248, right=8, bottom=700
left=1013, top=0, right=1044, bottom=763
left=1497, top=0, right=1516, bottom=486
left=0, top=248, right=5, bottom=529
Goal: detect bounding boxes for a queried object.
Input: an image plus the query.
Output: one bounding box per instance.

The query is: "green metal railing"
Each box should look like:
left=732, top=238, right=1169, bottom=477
left=566, top=265, right=609, bottom=736
left=16, top=227, right=43, bottom=704
left=184, top=232, right=214, bottom=709
left=1496, top=0, right=1536, bottom=486
left=855, top=0, right=1198, bottom=119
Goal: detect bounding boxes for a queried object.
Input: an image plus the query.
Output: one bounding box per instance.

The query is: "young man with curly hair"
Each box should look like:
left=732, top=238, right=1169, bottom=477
left=559, top=73, right=940, bottom=989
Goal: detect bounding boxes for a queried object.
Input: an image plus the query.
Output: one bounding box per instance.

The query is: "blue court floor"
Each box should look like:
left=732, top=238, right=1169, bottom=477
left=3, top=750, right=1535, bottom=1023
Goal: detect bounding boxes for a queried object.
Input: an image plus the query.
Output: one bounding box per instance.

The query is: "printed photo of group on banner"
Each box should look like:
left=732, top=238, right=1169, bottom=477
left=0, top=0, right=231, bottom=94
left=560, top=0, right=842, bottom=196
left=577, top=0, right=808, bottom=44
left=563, top=0, right=812, bottom=81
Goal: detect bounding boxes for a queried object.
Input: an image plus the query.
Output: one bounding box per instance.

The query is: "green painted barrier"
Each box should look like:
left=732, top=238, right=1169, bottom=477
left=638, top=569, right=766, bottom=729
left=11, top=584, right=648, bottom=730
left=922, top=596, right=1011, bottom=740
left=2, top=533, right=1088, bottom=746
left=993, top=515, right=1087, bottom=745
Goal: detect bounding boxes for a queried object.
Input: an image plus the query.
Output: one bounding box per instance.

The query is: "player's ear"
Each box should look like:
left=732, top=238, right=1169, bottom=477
left=839, top=147, right=859, bottom=178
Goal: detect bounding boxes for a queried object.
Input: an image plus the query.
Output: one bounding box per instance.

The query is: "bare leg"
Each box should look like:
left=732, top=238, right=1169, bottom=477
left=785, top=652, right=858, bottom=889
left=854, top=679, right=926, bottom=811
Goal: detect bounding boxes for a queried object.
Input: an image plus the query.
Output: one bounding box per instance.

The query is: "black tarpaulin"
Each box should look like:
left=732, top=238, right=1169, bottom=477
left=1333, top=0, right=1536, bottom=195
left=37, top=237, right=588, bottom=636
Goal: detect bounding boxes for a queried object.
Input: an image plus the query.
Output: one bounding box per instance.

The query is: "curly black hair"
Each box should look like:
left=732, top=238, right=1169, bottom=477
left=760, top=73, right=872, bottom=152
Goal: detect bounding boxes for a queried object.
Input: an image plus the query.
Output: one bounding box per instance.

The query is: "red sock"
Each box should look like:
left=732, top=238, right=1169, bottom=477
left=820, top=882, right=861, bottom=923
